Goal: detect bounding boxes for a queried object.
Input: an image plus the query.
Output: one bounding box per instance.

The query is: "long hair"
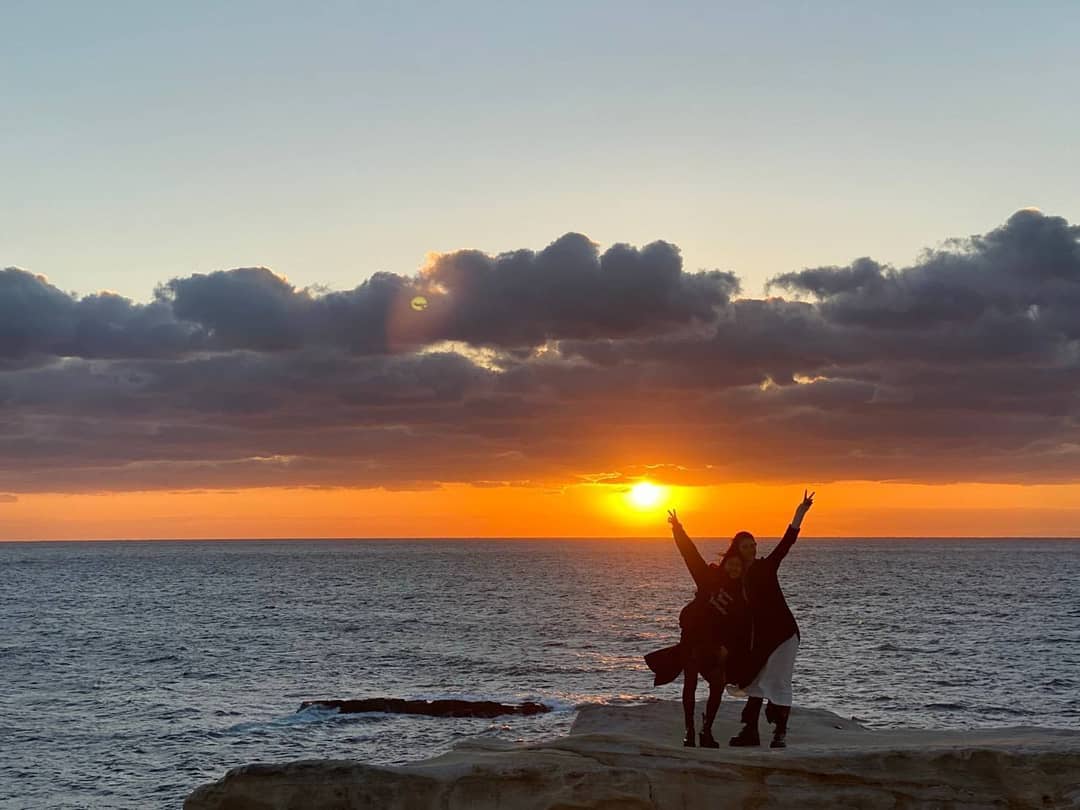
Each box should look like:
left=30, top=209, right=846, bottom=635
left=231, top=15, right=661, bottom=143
left=718, top=531, right=753, bottom=580
left=725, top=530, right=755, bottom=560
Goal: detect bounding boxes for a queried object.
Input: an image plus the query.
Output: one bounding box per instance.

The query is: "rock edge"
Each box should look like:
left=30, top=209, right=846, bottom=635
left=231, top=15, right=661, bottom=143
left=186, top=700, right=1080, bottom=809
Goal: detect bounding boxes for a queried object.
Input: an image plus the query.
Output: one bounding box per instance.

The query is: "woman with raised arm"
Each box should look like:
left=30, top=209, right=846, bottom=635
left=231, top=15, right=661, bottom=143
left=650, top=509, right=749, bottom=748
left=728, top=490, right=815, bottom=749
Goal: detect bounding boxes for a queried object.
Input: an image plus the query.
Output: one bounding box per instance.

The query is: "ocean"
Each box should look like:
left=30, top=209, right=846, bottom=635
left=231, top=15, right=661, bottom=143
left=1, top=538, right=1078, bottom=809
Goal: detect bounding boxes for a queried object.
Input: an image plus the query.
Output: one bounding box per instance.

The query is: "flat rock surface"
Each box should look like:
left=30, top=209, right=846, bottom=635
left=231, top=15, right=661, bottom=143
left=185, top=700, right=1080, bottom=809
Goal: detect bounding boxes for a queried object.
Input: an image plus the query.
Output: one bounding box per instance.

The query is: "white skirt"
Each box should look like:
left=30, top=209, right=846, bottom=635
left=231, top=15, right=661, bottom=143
left=729, top=634, right=799, bottom=706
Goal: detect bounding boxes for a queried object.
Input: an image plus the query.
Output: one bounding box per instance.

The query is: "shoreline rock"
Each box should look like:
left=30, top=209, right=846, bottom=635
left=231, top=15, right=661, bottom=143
left=185, top=700, right=1080, bottom=809
left=298, top=697, right=551, bottom=718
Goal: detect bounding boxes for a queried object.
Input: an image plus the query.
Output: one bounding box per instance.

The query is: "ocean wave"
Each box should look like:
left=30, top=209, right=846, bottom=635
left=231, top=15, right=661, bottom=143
left=222, top=705, right=343, bottom=734
left=398, top=691, right=569, bottom=711
left=568, top=694, right=659, bottom=710
left=139, top=654, right=181, bottom=665
left=979, top=704, right=1037, bottom=717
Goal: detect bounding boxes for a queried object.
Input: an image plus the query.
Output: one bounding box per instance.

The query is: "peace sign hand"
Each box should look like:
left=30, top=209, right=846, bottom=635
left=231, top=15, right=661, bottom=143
left=667, top=509, right=682, bottom=531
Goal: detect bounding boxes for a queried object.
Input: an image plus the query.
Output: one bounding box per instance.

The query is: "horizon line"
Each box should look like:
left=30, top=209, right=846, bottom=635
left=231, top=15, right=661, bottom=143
left=2, top=535, right=1078, bottom=544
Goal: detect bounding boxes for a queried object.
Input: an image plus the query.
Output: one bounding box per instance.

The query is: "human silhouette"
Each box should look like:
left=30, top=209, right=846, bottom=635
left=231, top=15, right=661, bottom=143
left=658, top=509, right=749, bottom=747
left=728, top=490, right=815, bottom=748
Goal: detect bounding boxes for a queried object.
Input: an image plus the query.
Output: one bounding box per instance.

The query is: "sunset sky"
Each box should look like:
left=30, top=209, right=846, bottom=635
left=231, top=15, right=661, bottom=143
left=3, top=3, right=1080, bottom=539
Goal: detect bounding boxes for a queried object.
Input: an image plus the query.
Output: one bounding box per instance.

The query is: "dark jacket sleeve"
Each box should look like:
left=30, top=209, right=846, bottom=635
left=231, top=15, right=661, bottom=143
left=672, top=524, right=709, bottom=590
left=766, top=524, right=800, bottom=567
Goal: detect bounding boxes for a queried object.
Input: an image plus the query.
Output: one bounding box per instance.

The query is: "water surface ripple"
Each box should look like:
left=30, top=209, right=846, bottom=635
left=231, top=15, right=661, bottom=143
left=1, top=538, right=1077, bottom=808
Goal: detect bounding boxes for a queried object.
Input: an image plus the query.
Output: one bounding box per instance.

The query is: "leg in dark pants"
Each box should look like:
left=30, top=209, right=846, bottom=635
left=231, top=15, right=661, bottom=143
left=765, top=700, right=778, bottom=725
left=698, top=667, right=724, bottom=748
left=769, top=704, right=791, bottom=748
left=742, top=696, right=763, bottom=725
left=729, top=696, right=762, bottom=746
left=681, top=664, right=698, bottom=746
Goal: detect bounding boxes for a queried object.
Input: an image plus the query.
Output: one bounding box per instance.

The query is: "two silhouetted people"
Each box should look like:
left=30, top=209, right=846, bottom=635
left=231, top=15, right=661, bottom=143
left=647, top=490, right=814, bottom=748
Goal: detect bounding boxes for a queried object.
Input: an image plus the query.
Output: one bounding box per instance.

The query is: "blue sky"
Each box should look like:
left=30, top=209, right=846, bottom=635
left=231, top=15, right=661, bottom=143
left=4, top=0, right=1078, bottom=300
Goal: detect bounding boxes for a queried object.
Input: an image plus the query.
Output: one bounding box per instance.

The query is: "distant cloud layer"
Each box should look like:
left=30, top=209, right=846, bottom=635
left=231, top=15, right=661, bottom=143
left=2, top=210, right=1078, bottom=493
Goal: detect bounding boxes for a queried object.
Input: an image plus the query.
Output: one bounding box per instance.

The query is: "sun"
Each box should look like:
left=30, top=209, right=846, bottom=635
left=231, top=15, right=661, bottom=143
left=627, top=481, right=665, bottom=510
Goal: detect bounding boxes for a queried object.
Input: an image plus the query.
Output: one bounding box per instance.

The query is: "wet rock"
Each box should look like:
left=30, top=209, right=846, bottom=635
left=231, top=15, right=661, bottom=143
left=298, top=698, right=551, bottom=718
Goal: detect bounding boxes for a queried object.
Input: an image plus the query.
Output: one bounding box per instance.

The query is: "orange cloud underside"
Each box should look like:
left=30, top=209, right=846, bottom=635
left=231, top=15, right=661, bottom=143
left=2, top=481, right=1079, bottom=540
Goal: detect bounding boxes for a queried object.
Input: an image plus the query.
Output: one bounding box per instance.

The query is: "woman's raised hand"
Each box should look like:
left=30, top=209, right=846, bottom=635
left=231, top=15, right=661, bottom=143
left=667, top=509, right=682, bottom=531
left=798, top=489, right=815, bottom=514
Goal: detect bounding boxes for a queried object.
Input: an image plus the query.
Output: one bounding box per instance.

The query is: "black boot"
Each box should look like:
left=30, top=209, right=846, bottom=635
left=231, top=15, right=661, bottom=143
left=698, top=711, right=720, bottom=747
left=765, top=701, right=779, bottom=726
left=684, top=726, right=696, bottom=747
left=770, top=705, right=791, bottom=748
left=729, top=697, right=762, bottom=747
left=699, top=729, right=720, bottom=747
left=742, top=697, right=764, bottom=725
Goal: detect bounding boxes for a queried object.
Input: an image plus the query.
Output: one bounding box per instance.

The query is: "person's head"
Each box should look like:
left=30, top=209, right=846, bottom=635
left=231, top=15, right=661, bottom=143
left=727, top=530, right=756, bottom=563
left=721, top=553, right=744, bottom=580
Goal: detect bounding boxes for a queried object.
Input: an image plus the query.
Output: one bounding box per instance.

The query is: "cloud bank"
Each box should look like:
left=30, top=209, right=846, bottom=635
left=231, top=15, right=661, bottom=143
left=2, top=210, right=1078, bottom=493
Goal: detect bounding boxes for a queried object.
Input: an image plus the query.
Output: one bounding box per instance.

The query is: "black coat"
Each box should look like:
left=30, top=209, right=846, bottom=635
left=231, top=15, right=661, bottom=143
left=645, top=525, right=749, bottom=686
left=741, top=525, right=800, bottom=684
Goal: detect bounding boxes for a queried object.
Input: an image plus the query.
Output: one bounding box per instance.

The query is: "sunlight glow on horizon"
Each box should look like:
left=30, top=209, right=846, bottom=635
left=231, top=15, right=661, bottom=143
left=627, top=482, right=666, bottom=509
left=3, top=479, right=1075, bottom=541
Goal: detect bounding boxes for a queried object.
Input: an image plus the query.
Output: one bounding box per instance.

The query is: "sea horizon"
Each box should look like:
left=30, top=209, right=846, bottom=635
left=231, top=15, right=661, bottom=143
left=4, top=534, right=1080, bottom=543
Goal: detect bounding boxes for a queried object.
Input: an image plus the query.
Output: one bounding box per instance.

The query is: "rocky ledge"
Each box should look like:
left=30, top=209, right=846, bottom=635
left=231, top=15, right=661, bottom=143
left=185, top=700, right=1080, bottom=809
left=298, top=698, right=550, bottom=718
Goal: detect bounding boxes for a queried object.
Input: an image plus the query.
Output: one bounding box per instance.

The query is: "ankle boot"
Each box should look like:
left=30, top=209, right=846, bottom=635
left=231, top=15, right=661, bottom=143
left=698, top=713, right=720, bottom=747
left=729, top=698, right=762, bottom=746
left=770, top=705, right=790, bottom=748
left=684, top=727, right=696, bottom=747
left=742, top=697, right=764, bottom=726
left=764, top=700, right=779, bottom=725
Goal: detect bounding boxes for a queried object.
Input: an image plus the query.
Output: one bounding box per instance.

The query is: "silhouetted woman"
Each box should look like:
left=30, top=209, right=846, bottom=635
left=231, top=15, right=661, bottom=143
left=662, top=509, right=749, bottom=748
left=728, top=490, right=815, bottom=749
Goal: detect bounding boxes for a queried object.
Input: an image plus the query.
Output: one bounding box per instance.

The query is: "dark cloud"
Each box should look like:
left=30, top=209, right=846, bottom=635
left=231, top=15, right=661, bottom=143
left=2, top=212, right=1079, bottom=493
left=421, top=234, right=737, bottom=347
left=0, top=268, right=201, bottom=364
left=156, top=235, right=736, bottom=354
left=6, top=232, right=734, bottom=364
left=770, top=209, right=1080, bottom=336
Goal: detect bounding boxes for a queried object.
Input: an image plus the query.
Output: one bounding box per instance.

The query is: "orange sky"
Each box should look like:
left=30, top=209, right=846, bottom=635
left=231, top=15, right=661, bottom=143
left=2, top=481, right=1078, bottom=540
